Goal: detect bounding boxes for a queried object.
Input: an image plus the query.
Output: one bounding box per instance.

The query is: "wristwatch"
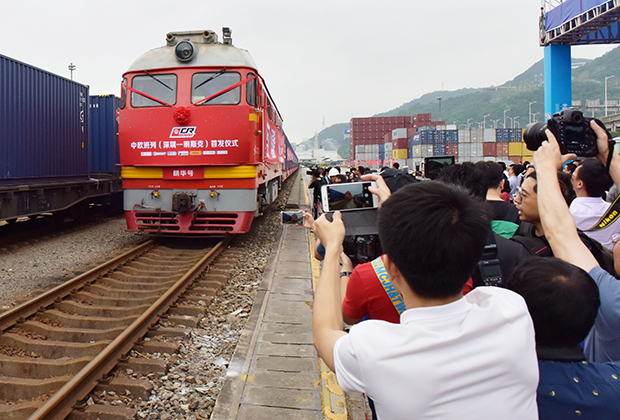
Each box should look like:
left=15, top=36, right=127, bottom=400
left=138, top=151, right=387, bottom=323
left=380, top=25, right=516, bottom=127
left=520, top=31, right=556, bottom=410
left=340, top=271, right=352, bottom=278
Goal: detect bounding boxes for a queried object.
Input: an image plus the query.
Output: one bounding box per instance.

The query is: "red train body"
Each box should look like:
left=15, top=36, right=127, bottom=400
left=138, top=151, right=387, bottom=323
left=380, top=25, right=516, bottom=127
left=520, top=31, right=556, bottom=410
left=118, top=29, right=298, bottom=235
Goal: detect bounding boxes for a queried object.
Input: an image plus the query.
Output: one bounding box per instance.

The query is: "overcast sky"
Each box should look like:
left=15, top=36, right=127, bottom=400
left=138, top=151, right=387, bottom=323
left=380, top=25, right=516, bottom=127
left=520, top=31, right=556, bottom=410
left=2, top=1, right=616, bottom=144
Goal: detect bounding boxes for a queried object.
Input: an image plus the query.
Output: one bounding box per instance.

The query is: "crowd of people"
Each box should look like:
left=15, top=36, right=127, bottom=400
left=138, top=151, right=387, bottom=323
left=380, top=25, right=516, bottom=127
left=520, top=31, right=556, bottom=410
left=305, top=121, right=620, bottom=420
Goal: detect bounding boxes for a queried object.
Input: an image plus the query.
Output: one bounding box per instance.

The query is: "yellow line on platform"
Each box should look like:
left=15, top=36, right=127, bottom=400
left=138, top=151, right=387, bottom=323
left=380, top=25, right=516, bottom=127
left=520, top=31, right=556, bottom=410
left=304, top=174, right=347, bottom=420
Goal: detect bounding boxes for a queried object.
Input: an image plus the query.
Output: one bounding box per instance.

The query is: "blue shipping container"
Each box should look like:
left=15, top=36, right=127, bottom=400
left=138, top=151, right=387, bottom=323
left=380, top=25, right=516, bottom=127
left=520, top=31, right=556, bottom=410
left=446, top=130, right=458, bottom=143
left=0, top=54, right=89, bottom=183
left=90, top=95, right=121, bottom=173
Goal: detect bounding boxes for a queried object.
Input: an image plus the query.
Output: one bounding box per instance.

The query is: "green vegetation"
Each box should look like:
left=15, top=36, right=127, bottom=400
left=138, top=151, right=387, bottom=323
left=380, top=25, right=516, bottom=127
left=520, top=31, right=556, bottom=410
left=297, top=46, right=620, bottom=154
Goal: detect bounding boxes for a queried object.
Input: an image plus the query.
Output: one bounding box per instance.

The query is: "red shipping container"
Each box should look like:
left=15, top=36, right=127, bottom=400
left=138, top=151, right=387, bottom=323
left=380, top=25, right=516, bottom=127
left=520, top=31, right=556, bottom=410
left=483, top=143, right=497, bottom=156
left=446, top=143, right=458, bottom=155
left=497, top=143, right=509, bottom=156
left=509, top=155, right=522, bottom=164
left=392, top=138, right=408, bottom=149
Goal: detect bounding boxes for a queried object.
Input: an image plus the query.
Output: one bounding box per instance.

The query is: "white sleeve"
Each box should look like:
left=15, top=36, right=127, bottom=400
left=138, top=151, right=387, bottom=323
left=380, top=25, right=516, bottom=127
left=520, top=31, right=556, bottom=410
left=333, top=333, right=365, bottom=393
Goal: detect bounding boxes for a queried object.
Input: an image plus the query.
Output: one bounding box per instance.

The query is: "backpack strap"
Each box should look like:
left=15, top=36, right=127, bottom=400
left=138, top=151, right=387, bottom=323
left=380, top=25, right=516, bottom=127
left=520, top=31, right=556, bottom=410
left=511, top=234, right=554, bottom=257
left=371, top=256, right=407, bottom=315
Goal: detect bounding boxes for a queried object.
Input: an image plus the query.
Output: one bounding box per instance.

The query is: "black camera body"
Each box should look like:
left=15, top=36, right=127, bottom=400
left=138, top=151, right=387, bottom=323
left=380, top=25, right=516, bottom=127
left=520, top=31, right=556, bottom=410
left=342, top=234, right=383, bottom=266
left=523, top=108, right=607, bottom=157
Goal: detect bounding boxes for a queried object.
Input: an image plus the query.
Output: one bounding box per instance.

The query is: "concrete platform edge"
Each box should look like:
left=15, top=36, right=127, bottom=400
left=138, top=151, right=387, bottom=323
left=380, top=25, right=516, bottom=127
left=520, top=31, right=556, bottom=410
left=210, top=226, right=286, bottom=420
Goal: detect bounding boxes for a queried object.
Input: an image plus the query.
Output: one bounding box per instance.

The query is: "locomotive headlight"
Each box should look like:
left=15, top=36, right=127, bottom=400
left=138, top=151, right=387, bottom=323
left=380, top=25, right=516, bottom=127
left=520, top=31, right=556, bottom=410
left=175, top=41, right=196, bottom=62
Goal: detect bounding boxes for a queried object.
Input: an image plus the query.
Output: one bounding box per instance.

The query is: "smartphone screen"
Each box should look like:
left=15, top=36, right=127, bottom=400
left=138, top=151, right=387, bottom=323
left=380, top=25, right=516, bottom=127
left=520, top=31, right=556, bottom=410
left=324, top=182, right=376, bottom=211
left=281, top=211, right=303, bottom=225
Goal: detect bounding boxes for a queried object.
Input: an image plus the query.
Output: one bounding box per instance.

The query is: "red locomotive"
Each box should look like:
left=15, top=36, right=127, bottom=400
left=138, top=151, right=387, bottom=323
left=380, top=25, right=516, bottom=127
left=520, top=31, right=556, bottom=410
left=118, top=28, right=298, bottom=234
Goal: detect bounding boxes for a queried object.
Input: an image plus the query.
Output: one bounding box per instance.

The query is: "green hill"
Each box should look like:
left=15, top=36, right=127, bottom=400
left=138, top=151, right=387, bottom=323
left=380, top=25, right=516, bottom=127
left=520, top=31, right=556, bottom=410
left=300, top=46, right=620, bottom=159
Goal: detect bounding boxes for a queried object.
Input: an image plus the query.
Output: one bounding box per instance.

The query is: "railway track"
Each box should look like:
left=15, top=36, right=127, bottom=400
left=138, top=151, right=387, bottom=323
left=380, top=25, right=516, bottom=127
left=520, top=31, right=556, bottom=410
left=0, top=237, right=234, bottom=420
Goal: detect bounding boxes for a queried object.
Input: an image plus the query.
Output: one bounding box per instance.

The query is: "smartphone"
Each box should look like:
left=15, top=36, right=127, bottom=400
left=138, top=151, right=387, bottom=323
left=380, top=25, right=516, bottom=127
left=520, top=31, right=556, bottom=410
left=321, top=181, right=378, bottom=212
left=281, top=211, right=304, bottom=225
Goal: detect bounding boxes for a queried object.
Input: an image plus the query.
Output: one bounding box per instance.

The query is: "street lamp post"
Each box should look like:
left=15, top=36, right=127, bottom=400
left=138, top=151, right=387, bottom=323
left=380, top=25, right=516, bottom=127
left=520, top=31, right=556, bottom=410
left=467, top=118, right=473, bottom=129
left=531, top=112, right=540, bottom=123
left=529, top=102, right=537, bottom=124
left=483, top=114, right=490, bottom=129
left=507, top=116, right=513, bottom=128
left=493, top=119, right=500, bottom=128
left=68, top=63, right=76, bottom=80
left=605, top=75, right=615, bottom=116
left=504, top=109, right=510, bottom=129
left=513, top=116, right=520, bottom=129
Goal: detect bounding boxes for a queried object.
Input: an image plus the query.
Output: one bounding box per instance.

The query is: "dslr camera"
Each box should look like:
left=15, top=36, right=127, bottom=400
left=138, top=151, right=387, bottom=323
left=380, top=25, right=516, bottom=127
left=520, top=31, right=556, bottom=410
left=523, top=108, right=609, bottom=157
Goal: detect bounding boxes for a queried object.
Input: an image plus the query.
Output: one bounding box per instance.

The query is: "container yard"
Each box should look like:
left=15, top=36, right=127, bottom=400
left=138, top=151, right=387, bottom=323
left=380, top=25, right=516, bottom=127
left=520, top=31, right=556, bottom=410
left=348, top=113, right=531, bottom=171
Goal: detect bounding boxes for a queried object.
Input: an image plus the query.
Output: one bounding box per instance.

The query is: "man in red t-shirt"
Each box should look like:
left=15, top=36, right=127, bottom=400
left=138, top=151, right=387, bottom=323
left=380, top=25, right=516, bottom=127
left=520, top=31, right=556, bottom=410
left=342, top=256, right=401, bottom=324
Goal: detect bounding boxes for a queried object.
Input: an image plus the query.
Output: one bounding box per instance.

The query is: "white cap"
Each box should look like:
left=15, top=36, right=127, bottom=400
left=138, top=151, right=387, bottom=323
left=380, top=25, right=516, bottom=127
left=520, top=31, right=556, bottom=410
left=328, top=168, right=339, bottom=177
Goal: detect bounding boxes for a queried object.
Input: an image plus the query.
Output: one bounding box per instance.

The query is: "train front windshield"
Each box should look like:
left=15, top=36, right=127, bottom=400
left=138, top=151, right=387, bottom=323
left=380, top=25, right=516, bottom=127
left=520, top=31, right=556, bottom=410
left=131, top=74, right=177, bottom=107
left=192, top=71, right=241, bottom=105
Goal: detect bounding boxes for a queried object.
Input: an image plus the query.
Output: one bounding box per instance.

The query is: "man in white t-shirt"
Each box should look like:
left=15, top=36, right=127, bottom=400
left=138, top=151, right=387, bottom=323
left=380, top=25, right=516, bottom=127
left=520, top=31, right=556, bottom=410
left=570, top=158, right=618, bottom=249
left=312, top=181, right=539, bottom=420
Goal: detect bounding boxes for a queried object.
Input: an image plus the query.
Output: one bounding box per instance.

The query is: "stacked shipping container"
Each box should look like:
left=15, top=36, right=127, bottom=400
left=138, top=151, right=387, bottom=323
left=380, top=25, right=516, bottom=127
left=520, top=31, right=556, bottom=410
left=349, top=114, right=530, bottom=167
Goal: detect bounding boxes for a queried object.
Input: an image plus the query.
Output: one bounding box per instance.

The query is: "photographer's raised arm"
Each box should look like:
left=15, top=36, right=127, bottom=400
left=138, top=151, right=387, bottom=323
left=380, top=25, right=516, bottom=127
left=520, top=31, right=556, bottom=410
left=592, top=120, right=620, bottom=188
left=312, top=212, right=348, bottom=372
left=534, top=131, right=598, bottom=272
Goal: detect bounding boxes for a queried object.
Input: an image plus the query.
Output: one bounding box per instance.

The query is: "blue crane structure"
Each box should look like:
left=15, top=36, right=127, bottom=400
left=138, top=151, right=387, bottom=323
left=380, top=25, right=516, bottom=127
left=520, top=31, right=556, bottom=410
left=541, top=0, right=620, bottom=119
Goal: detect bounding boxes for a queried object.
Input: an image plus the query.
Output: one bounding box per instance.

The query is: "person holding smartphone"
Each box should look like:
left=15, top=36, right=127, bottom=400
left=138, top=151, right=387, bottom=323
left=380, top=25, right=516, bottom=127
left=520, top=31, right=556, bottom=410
left=308, top=169, right=325, bottom=219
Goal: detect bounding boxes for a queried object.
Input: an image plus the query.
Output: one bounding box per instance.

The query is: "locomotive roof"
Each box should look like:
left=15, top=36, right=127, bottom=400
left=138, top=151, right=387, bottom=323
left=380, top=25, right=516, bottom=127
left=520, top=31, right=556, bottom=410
left=126, top=43, right=258, bottom=73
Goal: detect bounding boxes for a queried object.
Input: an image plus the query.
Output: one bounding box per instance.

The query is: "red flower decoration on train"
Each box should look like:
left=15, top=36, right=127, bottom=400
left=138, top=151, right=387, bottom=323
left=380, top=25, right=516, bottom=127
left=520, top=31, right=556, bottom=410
left=173, top=106, right=191, bottom=125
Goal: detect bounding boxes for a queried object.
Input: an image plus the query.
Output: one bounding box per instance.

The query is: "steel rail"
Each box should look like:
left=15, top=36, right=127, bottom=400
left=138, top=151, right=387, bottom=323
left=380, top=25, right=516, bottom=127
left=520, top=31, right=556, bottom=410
left=0, top=240, right=155, bottom=332
left=29, top=237, right=229, bottom=420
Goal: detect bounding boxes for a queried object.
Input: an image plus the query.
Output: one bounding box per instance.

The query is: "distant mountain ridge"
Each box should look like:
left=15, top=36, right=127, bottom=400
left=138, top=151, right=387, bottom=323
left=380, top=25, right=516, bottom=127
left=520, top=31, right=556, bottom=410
left=298, top=46, right=619, bottom=159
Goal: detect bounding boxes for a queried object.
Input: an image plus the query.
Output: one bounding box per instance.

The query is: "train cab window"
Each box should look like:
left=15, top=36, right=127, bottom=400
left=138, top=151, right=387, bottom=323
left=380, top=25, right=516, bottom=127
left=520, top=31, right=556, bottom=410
left=192, top=71, right=241, bottom=105
left=131, top=73, right=177, bottom=107
left=246, top=73, right=257, bottom=106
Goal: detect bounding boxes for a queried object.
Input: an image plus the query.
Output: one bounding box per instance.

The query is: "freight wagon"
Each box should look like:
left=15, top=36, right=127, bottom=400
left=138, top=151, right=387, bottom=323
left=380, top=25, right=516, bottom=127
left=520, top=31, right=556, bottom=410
left=0, top=53, right=121, bottom=223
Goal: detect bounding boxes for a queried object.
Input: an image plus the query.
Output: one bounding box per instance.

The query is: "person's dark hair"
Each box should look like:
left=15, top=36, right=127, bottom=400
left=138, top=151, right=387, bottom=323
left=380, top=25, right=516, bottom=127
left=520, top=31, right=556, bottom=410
left=511, top=164, right=526, bottom=176
left=379, top=182, right=490, bottom=299
left=505, top=258, right=600, bottom=348
left=475, top=161, right=505, bottom=189
left=436, top=162, right=488, bottom=200
left=393, top=162, right=400, bottom=170
left=527, top=170, right=575, bottom=205
left=312, top=169, right=321, bottom=178
left=575, top=158, right=613, bottom=198
left=497, top=161, right=507, bottom=171
left=564, top=162, right=577, bottom=175
left=501, top=173, right=511, bottom=195
left=335, top=174, right=347, bottom=183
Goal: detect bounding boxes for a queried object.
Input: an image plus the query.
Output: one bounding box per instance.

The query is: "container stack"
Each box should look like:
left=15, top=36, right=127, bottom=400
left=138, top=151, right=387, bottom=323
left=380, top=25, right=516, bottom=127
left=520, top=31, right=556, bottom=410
left=349, top=115, right=533, bottom=167
left=392, top=128, right=408, bottom=164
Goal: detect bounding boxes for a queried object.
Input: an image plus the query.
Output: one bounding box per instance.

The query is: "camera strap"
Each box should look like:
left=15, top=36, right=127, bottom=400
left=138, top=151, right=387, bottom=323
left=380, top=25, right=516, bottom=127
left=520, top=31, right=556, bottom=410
left=371, top=256, right=406, bottom=315
left=583, top=193, right=620, bottom=232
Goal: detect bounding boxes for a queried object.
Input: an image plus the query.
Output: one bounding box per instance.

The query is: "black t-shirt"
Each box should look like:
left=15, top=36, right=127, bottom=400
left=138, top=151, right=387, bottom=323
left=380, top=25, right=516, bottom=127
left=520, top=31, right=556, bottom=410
left=309, top=178, right=323, bottom=203
left=486, top=200, right=521, bottom=225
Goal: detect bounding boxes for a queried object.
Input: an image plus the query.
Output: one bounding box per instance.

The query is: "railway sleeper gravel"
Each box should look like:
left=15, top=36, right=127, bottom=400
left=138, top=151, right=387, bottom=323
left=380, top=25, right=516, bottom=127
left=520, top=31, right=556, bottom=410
left=12, top=320, right=126, bottom=342
left=67, top=403, right=137, bottom=420
left=0, top=332, right=110, bottom=359
left=70, top=290, right=159, bottom=307
left=84, top=284, right=169, bottom=299
left=54, top=300, right=152, bottom=318
left=35, top=310, right=138, bottom=329
left=0, top=353, right=90, bottom=378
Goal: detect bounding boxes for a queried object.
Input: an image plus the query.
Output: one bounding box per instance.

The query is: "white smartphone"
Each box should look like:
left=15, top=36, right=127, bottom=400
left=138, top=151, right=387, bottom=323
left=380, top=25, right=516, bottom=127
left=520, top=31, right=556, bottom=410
left=321, top=181, right=378, bottom=212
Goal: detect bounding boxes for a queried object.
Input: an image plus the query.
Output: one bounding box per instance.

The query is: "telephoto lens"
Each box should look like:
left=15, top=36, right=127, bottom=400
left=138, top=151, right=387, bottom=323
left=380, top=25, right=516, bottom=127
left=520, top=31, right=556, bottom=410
left=523, top=122, right=548, bottom=152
